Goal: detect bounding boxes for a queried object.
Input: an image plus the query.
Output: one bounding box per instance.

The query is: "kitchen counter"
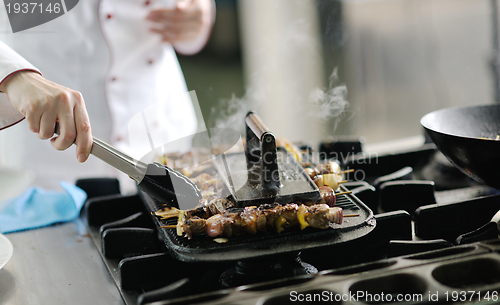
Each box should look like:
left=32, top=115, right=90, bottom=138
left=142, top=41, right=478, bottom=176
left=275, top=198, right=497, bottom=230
left=0, top=218, right=123, bottom=305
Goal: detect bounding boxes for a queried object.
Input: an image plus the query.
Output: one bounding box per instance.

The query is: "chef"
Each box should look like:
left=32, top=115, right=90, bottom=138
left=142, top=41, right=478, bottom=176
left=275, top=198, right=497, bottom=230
left=0, top=0, right=215, bottom=192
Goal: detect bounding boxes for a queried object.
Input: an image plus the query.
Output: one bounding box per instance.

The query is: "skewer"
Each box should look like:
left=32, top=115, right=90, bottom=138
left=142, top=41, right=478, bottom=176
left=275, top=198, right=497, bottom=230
left=338, top=180, right=349, bottom=184
left=343, top=214, right=360, bottom=217
left=160, top=225, right=177, bottom=229
left=340, top=169, right=355, bottom=174
left=335, top=191, right=352, bottom=196
left=159, top=215, right=178, bottom=219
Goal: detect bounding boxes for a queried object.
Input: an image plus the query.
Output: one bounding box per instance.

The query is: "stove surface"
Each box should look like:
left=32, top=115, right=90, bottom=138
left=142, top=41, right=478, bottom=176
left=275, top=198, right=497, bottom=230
left=0, top=219, right=123, bottom=305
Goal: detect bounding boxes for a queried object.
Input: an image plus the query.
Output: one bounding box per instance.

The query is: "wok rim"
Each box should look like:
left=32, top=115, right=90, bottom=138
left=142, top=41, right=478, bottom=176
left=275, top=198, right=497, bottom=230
left=420, top=103, right=500, bottom=141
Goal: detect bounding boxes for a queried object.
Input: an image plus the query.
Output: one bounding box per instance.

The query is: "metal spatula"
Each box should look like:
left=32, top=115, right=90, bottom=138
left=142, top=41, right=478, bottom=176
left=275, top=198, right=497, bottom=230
left=54, top=125, right=202, bottom=207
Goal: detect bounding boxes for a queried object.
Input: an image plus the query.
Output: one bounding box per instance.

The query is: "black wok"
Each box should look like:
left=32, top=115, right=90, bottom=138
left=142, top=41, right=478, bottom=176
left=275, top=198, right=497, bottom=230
left=421, top=104, right=500, bottom=190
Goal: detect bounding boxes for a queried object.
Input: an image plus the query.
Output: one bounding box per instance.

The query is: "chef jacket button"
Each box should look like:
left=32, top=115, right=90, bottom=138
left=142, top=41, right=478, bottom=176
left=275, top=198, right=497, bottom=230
left=111, top=77, right=117, bottom=82
left=145, top=1, right=150, bottom=5
left=117, top=136, right=123, bottom=141
left=148, top=59, right=154, bottom=65
left=107, top=14, right=112, bottom=19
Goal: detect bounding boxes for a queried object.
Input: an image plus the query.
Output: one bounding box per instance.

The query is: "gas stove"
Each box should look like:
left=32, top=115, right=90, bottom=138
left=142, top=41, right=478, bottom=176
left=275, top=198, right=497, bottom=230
left=79, top=136, right=500, bottom=305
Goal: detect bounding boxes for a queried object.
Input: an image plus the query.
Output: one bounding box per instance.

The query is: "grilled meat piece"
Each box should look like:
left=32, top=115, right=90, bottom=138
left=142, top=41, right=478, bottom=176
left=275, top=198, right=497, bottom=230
left=205, top=211, right=245, bottom=238
left=318, top=186, right=335, bottom=207
left=305, top=204, right=331, bottom=229
left=240, top=206, right=267, bottom=235
left=206, top=214, right=230, bottom=237
left=206, top=198, right=234, bottom=215
left=182, top=216, right=207, bottom=239
left=225, top=210, right=246, bottom=236
left=259, top=203, right=281, bottom=230
left=184, top=206, right=211, bottom=219
left=327, top=206, right=343, bottom=224
left=278, top=203, right=299, bottom=231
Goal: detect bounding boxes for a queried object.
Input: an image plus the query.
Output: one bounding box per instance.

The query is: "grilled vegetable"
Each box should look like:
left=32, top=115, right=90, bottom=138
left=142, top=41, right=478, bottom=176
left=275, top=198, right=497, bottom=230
left=297, top=204, right=309, bottom=230
left=316, top=161, right=342, bottom=175
left=314, top=174, right=325, bottom=187
left=322, top=173, right=347, bottom=190
left=176, top=210, right=186, bottom=237
left=154, top=206, right=181, bottom=219
left=277, top=137, right=303, bottom=163
left=275, top=215, right=287, bottom=234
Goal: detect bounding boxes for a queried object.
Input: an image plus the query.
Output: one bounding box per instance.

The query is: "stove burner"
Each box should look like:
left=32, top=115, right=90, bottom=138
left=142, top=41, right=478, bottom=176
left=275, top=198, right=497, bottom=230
left=219, top=253, right=317, bottom=288
left=419, top=151, right=473, bottom=190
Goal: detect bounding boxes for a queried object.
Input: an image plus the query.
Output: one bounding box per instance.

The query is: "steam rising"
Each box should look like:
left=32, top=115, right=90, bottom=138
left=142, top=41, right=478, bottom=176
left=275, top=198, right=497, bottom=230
left=307, top=68, right=349, bottom=121
left=211, top=94, right=251, bottom=133
left=210, top=67, right=350, bottom=138
left=210, top=76, right=264, bottom=134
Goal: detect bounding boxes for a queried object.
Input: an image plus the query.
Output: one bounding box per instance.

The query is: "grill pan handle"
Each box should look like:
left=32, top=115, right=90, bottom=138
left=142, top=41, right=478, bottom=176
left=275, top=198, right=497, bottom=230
left=245, top=112, right=280, bottom=192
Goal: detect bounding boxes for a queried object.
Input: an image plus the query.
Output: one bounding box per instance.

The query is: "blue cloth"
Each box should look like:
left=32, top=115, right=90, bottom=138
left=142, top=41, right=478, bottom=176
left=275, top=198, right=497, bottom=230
left=0, top=182, right=87, bottom=233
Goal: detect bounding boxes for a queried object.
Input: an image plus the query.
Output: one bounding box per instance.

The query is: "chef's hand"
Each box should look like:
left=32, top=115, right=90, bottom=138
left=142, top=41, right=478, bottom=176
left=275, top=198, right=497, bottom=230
left=146, top=0, right=210, bottom=43
left=0, top=71, right=92, bottom=163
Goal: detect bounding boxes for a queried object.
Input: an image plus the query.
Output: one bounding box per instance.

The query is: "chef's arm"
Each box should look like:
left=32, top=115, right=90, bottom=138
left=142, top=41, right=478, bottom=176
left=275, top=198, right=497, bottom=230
left=0, top=40, right=39, bottom=130
left=146, top=0, right=216, bottom=55
left=0, top=42, right=92, bottom=163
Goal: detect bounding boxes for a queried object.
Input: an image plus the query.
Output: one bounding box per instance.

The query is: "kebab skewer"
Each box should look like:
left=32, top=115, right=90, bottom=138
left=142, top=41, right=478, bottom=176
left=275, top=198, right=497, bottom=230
left=155, top=184, right=346, bottom=221
left=159, top=203, right=345, bottom=239
left=154, top=155, right=357, bottom=239
left=305, top=161, right=355, bottom=191
left=155, top=182, right=357, bottom=236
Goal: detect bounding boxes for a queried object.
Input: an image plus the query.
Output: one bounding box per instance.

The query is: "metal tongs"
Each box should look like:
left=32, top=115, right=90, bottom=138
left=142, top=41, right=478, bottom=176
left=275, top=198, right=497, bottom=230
left=55, top=124, right=202, bottom=207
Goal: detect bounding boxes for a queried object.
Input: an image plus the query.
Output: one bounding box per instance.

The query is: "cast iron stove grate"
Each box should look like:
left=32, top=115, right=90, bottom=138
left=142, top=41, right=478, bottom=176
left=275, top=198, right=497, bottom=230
left=80, top=136, right=500, bottom=305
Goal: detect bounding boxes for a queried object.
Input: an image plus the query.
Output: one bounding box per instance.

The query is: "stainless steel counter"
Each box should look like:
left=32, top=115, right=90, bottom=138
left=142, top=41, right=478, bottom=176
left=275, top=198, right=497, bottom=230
left=0, top=218, right=123, bottom=305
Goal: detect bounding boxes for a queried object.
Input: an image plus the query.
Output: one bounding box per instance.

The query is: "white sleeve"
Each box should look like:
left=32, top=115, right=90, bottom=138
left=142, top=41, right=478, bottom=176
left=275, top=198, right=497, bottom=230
left=0, top=40, right=41, bottom=130
left=172, top=0, right=215, bottom=55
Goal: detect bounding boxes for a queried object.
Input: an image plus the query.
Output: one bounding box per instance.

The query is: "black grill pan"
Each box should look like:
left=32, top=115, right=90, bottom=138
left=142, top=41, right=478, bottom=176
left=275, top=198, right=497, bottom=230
left=140, top=186, right=375, bottom=262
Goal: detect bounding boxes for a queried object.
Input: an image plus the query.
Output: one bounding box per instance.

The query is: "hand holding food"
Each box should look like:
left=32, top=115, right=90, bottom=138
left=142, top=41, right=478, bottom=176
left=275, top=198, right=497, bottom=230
left=0, top=71, right=92, bottom=162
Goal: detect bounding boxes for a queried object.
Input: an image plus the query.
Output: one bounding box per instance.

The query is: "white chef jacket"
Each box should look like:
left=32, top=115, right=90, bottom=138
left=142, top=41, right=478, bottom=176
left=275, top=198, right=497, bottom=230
left=0, top=0, right=214, bottom=191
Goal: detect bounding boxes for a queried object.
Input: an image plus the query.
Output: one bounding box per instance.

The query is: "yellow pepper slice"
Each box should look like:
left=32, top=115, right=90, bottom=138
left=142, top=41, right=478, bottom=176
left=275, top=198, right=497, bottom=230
left=275, top=216, right=287, bottom=234
left=298, top=204, right=309, bottom=230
